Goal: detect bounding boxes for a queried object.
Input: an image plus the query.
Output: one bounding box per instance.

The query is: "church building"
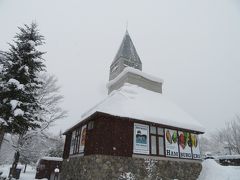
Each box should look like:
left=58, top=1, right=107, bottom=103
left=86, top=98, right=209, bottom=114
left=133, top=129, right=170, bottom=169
left=61, top=31, right=204, bottom=180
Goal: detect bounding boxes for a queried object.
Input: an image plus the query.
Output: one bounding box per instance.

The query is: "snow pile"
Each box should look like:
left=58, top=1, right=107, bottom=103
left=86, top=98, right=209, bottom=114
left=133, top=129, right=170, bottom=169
left=107, top=67, right=163, bottom=88
left=28, top=40, right=35, bottom=47
left=8, top=78, right=24, bottom=90
left=13, top=109, right=24, bottom=116
left=10, top=100, right=19, bottom=110
left=0, top=118, right=6, bottom=126
left=198, top=159, right=240, bottom=180
left=0, top=64, right=3, bottom=73
left=81, top=83, right=204, bottom=132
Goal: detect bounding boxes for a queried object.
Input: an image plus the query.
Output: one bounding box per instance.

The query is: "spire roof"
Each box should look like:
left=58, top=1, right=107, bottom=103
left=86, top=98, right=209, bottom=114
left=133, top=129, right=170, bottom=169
left=112, top=31, right=141, bottom=65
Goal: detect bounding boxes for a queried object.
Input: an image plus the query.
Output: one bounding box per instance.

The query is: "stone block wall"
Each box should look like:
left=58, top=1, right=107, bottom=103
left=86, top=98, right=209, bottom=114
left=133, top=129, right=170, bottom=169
left=61, top=155, right=202, bottom=180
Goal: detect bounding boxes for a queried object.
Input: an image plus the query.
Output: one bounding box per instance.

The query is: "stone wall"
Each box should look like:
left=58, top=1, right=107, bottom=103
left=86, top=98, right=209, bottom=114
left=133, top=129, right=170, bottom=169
left=61, top=155, right=202, bottom=180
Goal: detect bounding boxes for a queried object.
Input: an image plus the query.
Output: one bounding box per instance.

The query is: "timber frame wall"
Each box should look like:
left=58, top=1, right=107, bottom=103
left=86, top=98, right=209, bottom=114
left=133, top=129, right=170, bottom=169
left=63, top=112, right=203, bottom=160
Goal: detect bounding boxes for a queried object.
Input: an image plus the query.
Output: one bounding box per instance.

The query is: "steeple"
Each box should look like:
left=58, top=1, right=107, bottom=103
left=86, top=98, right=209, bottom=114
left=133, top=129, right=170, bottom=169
left=109, top=31, right=142, bottom=80
left=107, top=31, right=163, bottom=95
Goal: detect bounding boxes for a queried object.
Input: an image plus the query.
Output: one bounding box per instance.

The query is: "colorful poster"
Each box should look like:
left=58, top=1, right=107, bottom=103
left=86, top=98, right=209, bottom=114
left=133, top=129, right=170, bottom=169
left=133, top=123, right=149, bottom=154
left=191, top=133, right=201, bottom=159
left=165, top=129, right=179, bottom=158
left=79, top=125, right=87, bottom=153
left=178, top=131, right=192, bottom=159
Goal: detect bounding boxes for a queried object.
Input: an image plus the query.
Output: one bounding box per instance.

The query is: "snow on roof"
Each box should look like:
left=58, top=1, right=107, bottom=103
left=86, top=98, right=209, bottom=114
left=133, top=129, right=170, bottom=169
left=80, top=83, right=204, bottom=132
left=107, top=67, right=164, bottom=88
left=41, top=156, right=63, bottom=161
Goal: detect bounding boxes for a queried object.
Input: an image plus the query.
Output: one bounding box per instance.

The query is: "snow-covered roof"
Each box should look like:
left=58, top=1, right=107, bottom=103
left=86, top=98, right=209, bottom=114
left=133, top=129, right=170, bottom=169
left=74, top=83, right=204, bottom=133
left=41, top=156, right=63, bottom=161
left=107, top=67, right=164, bottom=88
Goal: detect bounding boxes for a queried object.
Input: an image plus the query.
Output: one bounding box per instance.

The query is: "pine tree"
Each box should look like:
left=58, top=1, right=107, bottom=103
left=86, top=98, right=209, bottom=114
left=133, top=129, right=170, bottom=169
left=0, top=23, right=46, bottom=178
left=0, top=23, right=46, bottom=136
left=0, top=55, right=7, bottom=150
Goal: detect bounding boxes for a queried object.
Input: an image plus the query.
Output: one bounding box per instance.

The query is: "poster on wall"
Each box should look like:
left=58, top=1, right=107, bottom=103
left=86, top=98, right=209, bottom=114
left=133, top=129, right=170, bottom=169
left=178, top=131, right=192, bottom=159
left=79, top=125, right=87, bottom=153
left=191, top=133, right=201, bottom=159
left=165, top=129, right=179, bottom=158
left=133, top=123, right=149, bottom=154
left=70, top=130, right=75, bottom=154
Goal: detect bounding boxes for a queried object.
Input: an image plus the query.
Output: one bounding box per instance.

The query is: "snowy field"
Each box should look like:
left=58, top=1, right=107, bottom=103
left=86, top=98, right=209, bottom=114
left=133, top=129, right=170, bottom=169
left=1, top=159, right=240, bottom=180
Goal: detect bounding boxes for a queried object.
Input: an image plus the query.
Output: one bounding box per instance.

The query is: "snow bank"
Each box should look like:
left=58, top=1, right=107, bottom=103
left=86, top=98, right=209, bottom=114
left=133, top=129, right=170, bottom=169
left=198, top=159, right=240, bottom=180
left=80, top=83, right=204, bottom=132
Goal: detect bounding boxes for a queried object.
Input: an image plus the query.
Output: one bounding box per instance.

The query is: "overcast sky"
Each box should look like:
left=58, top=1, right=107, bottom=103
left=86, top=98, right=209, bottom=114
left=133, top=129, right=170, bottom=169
left=1, top=0, right=240, bottom=135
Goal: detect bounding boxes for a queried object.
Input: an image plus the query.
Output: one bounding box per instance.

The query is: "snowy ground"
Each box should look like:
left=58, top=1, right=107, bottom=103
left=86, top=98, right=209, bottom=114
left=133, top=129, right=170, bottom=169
left=198, top=159, right=240, bottom=180
left=0, top=165, right=40, bottom=180
left=1, top=159, right=240, bottom=180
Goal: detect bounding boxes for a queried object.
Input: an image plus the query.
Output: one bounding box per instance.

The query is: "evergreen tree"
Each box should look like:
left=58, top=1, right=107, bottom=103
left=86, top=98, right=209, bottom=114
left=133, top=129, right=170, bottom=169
left=0, top=23, right=46, bottom=136
left=0, top=55, right=7, bottom=149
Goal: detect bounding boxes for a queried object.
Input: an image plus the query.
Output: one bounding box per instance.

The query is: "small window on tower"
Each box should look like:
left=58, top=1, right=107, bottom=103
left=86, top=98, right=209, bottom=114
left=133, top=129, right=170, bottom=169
left=88, top=121, right=94, bottom=130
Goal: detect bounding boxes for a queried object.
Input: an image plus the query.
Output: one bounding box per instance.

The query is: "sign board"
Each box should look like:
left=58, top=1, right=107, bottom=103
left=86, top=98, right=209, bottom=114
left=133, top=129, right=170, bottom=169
left=178, top=131, right=192, bottom=159
left=79, top=125, right=87, bottom=153
left=191, top=133, right=201, bottom=159
left=133, top=123, right=149, bottom=154
left=165, top=129, right=179, bottom=158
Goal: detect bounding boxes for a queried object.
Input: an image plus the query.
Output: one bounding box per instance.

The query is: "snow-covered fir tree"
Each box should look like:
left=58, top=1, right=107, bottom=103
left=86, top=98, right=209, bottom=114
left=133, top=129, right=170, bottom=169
left=0, top=23, right=46, bottom=136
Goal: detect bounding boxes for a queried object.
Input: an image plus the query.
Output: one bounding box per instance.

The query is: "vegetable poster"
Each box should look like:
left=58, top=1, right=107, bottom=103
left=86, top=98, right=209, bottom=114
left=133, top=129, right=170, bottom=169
left=165, top=129, right=179, bottom=158
left=191, top=133, right=201, bottom=159
left=178, top=131, right=192, bottom=159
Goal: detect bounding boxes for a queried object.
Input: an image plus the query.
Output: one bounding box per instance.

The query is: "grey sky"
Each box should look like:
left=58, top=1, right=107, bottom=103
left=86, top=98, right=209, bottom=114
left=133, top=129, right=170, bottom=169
left=0, top=0, right=240, bottom=134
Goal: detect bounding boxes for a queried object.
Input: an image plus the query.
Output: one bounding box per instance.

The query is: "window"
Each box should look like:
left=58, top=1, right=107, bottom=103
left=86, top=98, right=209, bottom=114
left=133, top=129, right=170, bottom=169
left=69, top=126, right=84, bottom=155
left=150, top=125, right=165, bottom=156
left=88, top=121, right=94, bottom=130
left=74, top=128, right=81, bottom=154
left=70, top=131, right=76, bottom=155
left=151, top=135, right=157, bottom=155
left=158, top=136, right=164, bottom=155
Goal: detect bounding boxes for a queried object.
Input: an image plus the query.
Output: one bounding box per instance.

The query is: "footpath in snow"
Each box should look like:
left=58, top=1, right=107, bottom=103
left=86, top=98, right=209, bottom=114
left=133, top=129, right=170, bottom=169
left=198, top=159, right=240, bottom=180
